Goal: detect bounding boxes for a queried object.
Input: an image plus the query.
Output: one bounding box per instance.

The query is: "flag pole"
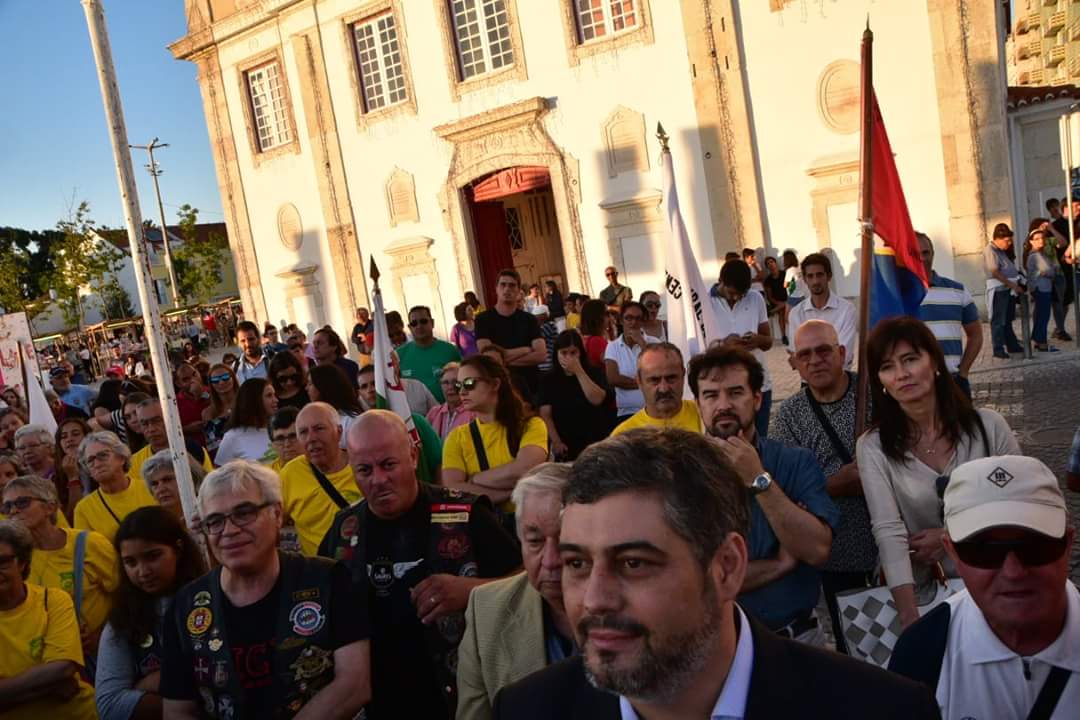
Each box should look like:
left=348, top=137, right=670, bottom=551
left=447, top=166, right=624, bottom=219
left=855, top=20, right=874, bottom=435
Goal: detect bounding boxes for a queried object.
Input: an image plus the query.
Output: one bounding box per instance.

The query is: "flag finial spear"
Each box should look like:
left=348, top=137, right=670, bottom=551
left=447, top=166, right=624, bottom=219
left=656, top=123, right=670, bottom=153
left=864, top=15, right=872, bottom=39
left=369, top=256, right=381, bottom=288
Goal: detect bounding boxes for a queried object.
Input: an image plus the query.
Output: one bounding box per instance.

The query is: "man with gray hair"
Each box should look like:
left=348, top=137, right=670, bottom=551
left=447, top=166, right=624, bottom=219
left=457, top=463, right=575, bottom=720
left=140, top=448, right=207, bottom=519
left=160, top=460, right=372, bottom=719
left=14, top=424, right=56, bottom=480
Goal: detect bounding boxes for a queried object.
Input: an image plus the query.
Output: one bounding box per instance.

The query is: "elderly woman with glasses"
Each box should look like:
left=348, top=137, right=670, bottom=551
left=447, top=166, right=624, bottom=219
left=202, top=362, right=239, bottom=461
left=2, top=476, right=119, bottom=671
left=72, top=432, right=157, bottom=543
left=0, top=520, right=98, bottom=719
left=14, top=425, right=56, bottom=482
left=140, top=449, right=207, bottom=520
left=268, top=350, right=310, bottom=411
left=159, top=461, right=372, bottom=717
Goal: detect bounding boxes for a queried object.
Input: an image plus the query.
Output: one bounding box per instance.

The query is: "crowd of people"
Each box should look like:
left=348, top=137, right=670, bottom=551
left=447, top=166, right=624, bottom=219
left=0, top=231, right=1075, bottom=720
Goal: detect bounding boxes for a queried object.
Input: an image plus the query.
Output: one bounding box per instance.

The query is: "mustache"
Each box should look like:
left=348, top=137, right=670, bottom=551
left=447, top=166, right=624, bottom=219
left=654, top=390, right=678, bottom=401
left=577, top=614, right=648, bottom=638
left=711, top=412, right=739, bottom=424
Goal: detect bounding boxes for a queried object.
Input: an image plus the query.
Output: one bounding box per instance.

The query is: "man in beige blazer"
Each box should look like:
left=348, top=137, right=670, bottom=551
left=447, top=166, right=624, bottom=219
left=457, top=463, right=576, bottom=720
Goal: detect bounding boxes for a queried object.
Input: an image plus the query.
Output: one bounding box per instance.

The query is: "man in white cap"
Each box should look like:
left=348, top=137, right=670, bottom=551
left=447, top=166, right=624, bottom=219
left=890, top=455, right=1078, bottom=720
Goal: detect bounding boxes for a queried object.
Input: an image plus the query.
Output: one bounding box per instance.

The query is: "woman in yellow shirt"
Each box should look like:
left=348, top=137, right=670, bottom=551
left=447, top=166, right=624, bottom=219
left=2, top=475, right=119, bottom=673
left=73, top=432, right=157, bottom=543
left=0, top=520, right=97, bottom=720
left=443, top=355, right=548, bottom=513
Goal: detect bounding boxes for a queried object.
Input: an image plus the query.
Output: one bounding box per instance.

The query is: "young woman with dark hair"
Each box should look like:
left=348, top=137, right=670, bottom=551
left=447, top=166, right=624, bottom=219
left=268, top=349, right=310, bottom=411
left=312, top=326, right=360, bottom=389
left=538, top=330, right=613, bottom=461
left=307, top=364, right=364, bottom=444
left=95, top=506, right=207, bottom=720
left=201, top=363, right=239, bottom=460
left=450, top=301, right=478, bottom=357
left=577, top=298, right=610, bottom=367
left=55, top=417, right=93, bottom=518
left=442, top=354, right=548, bottom=510
left=856, top=316, right=1020, bottom=630
left=213, top=377, right=278, bottom=464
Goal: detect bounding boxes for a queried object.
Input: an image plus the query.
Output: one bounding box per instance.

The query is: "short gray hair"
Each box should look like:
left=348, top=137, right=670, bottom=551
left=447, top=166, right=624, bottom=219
left=14, top=424, right=52, bottom=447
left=0, top=520, right=33, bottom=579
left=197, top=460, right=282, bottom=517
left=511, top=463, right=571, bottom=538
left=141, top=449, right=207, bottom=494
left=2, top=475, right=60, bottom=525
left=79, top=431, right=132, bottom=471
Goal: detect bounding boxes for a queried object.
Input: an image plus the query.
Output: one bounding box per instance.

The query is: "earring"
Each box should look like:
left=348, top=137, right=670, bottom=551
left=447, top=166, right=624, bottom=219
left=935, top=371, right=940, bottom=377
left=882, top=387, right=888, bottom=396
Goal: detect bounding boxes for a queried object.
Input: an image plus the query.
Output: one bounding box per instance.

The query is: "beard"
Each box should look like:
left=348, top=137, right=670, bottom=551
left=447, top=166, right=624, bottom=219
left=707, top=412, right=753, bottom=440
left=579, top=582, right=722, bottom=703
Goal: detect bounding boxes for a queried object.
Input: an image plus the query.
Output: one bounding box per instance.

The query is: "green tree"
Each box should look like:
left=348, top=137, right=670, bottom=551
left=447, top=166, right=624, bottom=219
left=173, top=204, right=226, bottom=305
left=0, top=226, right=61, bottom=302
left=101, top=283, right=136, bottom=320
left=51, top=201, right=124, bottom=328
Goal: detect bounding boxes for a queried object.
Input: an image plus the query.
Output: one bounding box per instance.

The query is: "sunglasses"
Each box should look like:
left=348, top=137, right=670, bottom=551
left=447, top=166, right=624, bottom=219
left=0, top=496, right=39, bottom=514
left=209, top=373, right=233, bottom=384
left=276, top=372, right=299, bottom=384
left=795, top=344, right=839, bottom=363
left=454, top=377, right=486, bottom=392
left=605, top=272, right=617, bottom=278
left=409, top=319, right=432, bottom=327
left=644, top=301, right=661, bottom=308
left=952, top=534, right=1068, bottom=570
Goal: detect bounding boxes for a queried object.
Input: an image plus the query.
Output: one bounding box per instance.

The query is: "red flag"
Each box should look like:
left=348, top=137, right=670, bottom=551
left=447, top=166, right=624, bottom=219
left=870, top=92, right=929, bottom=287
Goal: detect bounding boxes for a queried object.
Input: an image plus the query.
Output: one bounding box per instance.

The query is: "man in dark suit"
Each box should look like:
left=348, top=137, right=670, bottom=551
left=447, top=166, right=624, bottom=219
left=492, top=427, right=941, bottom=720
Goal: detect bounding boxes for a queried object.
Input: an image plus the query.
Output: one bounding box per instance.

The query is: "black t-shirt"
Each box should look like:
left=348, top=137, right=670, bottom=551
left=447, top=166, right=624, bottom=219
left=364, top=495, right=521, bottom=719
left=474, top=309, right=542, bottom=393
left=538, top=368, right=614, bottom=460
left=160, top=563, right=368, bottom=717
left=276, top=388, right=310, bottom=412
left=763, top=273, right=787, bottom=302
left=351, top=321, right=371, bottom=351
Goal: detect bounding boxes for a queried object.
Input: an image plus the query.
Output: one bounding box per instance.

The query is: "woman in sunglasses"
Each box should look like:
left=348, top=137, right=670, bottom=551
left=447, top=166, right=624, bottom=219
left=95, top=506, right=206, bottom=720
left=0, top=520, right=98, bottom=719
left=425, top=361, right=478, bottom=441
left=442, top=355, right=548, bottom=513
left=638, top=291, right=667, bottom=342
left=268, top=350, right=310, bottom=411
left=856, top=316, right=1020, bottom=630
left=214, top=378, right=278, bottom=465
left=201, top=363, right=239, bottom=461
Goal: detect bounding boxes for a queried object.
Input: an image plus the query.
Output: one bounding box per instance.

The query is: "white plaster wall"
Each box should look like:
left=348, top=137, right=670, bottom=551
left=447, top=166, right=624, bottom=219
left=737, top=0, right=955, bottom=296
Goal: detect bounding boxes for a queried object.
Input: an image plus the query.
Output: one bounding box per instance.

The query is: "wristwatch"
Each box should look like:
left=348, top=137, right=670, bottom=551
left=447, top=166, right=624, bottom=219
left=749, top=472, right=773, bottom=495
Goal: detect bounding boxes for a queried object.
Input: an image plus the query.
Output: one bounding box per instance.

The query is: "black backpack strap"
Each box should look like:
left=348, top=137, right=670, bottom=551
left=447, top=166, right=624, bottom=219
left=309, top=462, right=349, bottom=510
left=888, top=602, right=951, bottom=689
left=468, top=420, right=490, bottom=472
left=1026, top=666, right=1071, bottom=720
left=804, top=387, right=854, bottom=465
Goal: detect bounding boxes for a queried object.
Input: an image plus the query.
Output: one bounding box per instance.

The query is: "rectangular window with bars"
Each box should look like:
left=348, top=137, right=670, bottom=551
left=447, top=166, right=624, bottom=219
left=574, top=0, right=639, bottom=44
left=450, top=0, right=515, bottom=80
left=246, top=62, right=292, bottom=152
left=352, top=12, right=408, bottom=113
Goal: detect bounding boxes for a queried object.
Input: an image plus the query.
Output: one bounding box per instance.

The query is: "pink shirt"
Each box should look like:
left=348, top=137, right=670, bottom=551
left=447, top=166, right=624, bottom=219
left=425, top=404, right=478, bottom=441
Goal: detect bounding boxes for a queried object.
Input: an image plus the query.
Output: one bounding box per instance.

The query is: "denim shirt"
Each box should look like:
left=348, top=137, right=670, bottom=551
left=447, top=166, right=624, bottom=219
left=737, top=437, right=841, bottom=630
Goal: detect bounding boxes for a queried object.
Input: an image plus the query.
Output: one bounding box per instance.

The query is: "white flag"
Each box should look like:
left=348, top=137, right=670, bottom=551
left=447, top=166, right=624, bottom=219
left=370, top=285, right=420, bottom=445
left=661, top=148, right=720, bottom=384
left=18, top=343, right=57, bottom=434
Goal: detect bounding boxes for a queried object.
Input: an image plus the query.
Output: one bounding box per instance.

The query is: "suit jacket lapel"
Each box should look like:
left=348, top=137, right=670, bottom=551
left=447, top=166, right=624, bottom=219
left=569, top=657, right=621, bottom=720
left=744, top=618, right=802, bottom=718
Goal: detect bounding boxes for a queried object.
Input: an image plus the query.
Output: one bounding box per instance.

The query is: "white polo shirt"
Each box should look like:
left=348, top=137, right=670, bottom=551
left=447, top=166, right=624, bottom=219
left=935, top=582, right=1080, bottom=720
left=604, top=333, right=660, bottom=417
left=710, top=291, right=773, bottom=392
left=787, top=291, right=857, bottom=369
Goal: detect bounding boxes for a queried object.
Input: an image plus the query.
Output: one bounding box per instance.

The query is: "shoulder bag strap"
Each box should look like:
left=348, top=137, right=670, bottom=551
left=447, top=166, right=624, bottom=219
left=804, top=387, right=854, bottom=465
left=72, top=530, right=88, bottom=623
left=309, top=462, right=349, bottom=510
left=96, top=490, right=122, bottom=525
left=1025, top=666, right=1071, bottom=720
left=974, top=411, right=991, bottom=456
left=468, top=420, right=490, bottom=472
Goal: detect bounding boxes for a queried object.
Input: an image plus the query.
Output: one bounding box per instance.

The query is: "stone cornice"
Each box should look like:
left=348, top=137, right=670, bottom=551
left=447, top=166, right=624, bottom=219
left=169, top=0, right=308, bottom=61
left=433, top=97, right=549, bottom=144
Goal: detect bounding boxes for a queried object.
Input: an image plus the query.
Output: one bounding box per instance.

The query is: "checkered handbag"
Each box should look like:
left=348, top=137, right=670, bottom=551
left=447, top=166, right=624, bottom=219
left=836, top=577, right=964, bottom=668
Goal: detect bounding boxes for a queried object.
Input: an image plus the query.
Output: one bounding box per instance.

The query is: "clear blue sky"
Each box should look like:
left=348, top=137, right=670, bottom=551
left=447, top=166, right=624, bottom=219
left=0, top=0, right=223, bottom=232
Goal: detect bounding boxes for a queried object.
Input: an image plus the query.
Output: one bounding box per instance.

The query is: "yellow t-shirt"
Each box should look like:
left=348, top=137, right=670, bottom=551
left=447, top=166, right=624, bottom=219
left=129, top=442, right=214, bottom=484
left=0, top=584, right=97, bottom=720
left=0, top=512, right=68, bottom=528
left=73, top=480, right=158, bottom=543
left=611, top=400, right=703, bottom=436
left=280, top=456, right=363, bottom=556
left=442, top=416, right=548, bottom=477
left=29, top=528, right=119, bottom=638
left=566, top=312, right=581, bottom=330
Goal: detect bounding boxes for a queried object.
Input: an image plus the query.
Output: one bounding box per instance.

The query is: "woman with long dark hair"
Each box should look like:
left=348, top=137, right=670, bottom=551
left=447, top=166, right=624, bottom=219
left=577, top=299, right=610, bottom=367
left=442, top=354, right=548, bottom=508
left=450, top=301, right=478, bottom=357
left=201, top=362, right=239, bottom=460
left=539, top=330, right=613, bottom=460
left=268, top=350, right=310, bottom=411
left=214, top=377, right=278, bottom=464
left=95, top=506, right=207, bottom=720
left=55, top=417, right=93, bottom=519
left=307, top=364, right=363, bottom=445
left=856, top=316, right=1020, bottom=629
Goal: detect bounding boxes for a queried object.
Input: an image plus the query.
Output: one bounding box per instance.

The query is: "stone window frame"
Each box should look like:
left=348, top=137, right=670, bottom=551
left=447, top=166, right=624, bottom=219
left=235, top=47, right=301, bottom=167
left=341, top=0, right=418, bottom=130
left=558, top=0, right=654, bottom=67
left=433, top=0, right=528, bottom=102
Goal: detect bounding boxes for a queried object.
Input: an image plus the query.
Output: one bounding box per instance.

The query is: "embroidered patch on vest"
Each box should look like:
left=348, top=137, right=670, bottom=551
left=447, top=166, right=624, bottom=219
left=289, top=601, right=326, bottom=637
left=432, top=512, right=470, bottom=524
left=290, top=645, right=333, bottom=681
left=187, top=607, right=213, bottom=636
left=193, top=591, right=212, bottom=607
left=437, top=531, right=471, bottom=560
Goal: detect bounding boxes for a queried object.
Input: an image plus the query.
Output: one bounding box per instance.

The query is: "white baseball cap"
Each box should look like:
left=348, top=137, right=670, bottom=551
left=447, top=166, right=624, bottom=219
left=944, top=455, right=1066, bottom=542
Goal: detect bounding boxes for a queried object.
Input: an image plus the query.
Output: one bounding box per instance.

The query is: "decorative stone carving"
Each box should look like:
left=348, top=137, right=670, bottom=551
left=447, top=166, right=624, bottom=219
left=386, top=168, right=419, bottom=227
left=806, top=154, right=859, bottom=249
left=599, top=190, right=664, bottom=273
left=817, top=61, right=860, bottom=135
left=274, top=262, right=326, bottom=328
left=277, top=203, right=303, bottom=251
left=602, top=106, right=650, bottom=178
left=384, top=236, right=446, bottom=328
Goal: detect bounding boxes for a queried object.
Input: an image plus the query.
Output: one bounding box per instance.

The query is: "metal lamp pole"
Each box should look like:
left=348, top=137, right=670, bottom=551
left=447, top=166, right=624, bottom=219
left=130, top=139, right=181, bottom=309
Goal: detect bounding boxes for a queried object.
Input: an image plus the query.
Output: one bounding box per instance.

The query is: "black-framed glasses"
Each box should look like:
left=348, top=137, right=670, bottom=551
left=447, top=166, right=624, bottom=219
left=271, top=431, right=298, bottom=444
left=794, top=344, right=839, bottom=363
left=952, top=534, right=1068, bottom=570
left=202, top=501, right=274, bottom=536
left=454, top=377, right=486, bottom=392
left=409, top=318, right=432, bottom=328
left=0, top=496, right=39, bottom=514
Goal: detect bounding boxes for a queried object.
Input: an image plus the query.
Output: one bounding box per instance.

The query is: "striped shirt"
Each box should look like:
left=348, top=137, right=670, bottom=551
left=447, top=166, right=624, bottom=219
left=919, top=272, right=978, bottom=373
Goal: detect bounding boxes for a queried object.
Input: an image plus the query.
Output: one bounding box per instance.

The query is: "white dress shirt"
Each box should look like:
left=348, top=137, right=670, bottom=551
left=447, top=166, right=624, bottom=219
left=710, top=291, right=773, bottom=393
left=787, top=291, right=857, bottom=369
left=604, top=333, right=660, bottom=416
left=619, top=606, right=755, bottom=720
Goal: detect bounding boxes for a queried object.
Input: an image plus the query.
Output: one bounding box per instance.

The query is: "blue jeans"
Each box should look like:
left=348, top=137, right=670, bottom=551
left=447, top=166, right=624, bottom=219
left=1033, top=289, right=1052, bottom=344
left=756, top=390, right=773, bottom=439
left=990, top=288, right=1019, bottom=352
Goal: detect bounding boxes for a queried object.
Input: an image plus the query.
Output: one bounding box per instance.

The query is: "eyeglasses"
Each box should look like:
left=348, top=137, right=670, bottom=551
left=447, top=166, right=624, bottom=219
left=0, top=553, right=17, bottom=570
left=84, top=450, right=115, bottom=466
left=209, top=373, right=233, bottom=384
left=272, top=431, right=298, bottom=444
left=0, top=496, right=39, bottom=514
left=202, top=501, right=274, bottom=536
left=15, top=442, right=47, bottom=453
left=795, top=344, right=839, bottom=363
left=454, top=377, right=486, bottom=392
left=140, top=415, right=165, bottom=428
left=952, top=534, right=1068, bottom=570
left=644, top=301, right=661, bottom=309
left=605, top=272, right=617, bottom=278
left=409, top=318, right=432, bottom=327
